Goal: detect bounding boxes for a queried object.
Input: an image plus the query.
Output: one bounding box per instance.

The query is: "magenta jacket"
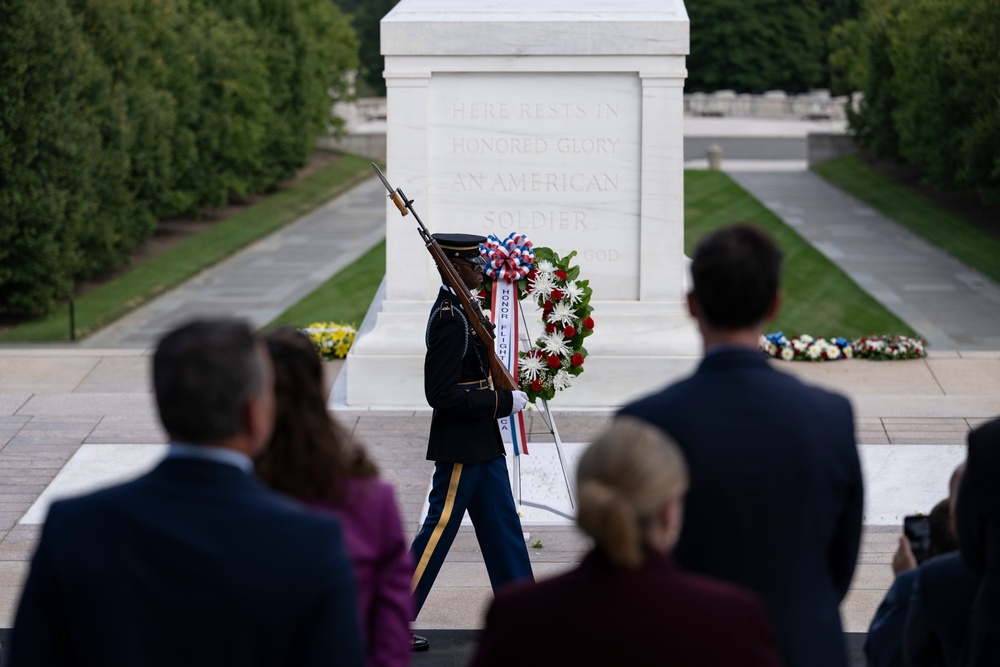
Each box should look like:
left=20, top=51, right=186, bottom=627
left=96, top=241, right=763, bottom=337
left=308, top=478, right=412, bottom=667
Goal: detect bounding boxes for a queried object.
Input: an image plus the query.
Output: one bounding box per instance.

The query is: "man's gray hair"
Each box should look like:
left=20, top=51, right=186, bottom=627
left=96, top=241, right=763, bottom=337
left=153, top=319, right=264, bottom=443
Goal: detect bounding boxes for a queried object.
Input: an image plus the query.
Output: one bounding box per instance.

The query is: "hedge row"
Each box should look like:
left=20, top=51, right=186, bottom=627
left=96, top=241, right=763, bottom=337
left=834, top=0, right=1000, bottom=204
left=0, top=0, right=357, bottom=314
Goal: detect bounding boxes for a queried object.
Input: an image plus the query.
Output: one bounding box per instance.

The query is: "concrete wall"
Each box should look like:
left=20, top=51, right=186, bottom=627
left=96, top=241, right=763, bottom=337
left=317, top=133, right=386, bottom=161
left=808, top=132, right=857, bottom=166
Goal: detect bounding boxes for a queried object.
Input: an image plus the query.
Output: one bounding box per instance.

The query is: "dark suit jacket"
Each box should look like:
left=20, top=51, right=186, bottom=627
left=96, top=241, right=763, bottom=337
left=424, top=288, right=512, bottom=464
left=956, top=416, right=1000, bottom=667
left=619, top=348, right=863, bottom=667
left=469, top=549, right=783, bottom=667
left=9, top=457, right=363, bottom=667
left=905, top=552, right=980, bottom=667
left=865, top=568, right=919, bottom=667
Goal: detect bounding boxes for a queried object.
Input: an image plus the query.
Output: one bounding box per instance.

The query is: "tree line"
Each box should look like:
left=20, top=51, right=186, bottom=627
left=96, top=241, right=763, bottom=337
left=833, top=0, right=1000, bottom=204
left=0, top=0, right=357, bottom=315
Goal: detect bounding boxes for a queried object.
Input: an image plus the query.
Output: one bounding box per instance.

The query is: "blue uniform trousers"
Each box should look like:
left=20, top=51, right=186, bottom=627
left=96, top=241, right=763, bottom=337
left=410, top=456, right=533, bottom=619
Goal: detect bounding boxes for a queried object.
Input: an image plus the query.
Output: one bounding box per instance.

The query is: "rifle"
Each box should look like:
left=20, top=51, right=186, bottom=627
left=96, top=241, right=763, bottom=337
left=372, top=163, right=519, bottom=392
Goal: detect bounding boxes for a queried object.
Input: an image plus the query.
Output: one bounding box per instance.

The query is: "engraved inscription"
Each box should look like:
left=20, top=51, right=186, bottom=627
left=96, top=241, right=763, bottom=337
left=430, top=73, right=641, bottom=297
left=483, top=210, right=588, bottom=231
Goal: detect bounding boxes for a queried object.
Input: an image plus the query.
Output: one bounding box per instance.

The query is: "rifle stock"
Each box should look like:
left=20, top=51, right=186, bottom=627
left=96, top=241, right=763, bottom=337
left=372, top=163, right=519, bottom=392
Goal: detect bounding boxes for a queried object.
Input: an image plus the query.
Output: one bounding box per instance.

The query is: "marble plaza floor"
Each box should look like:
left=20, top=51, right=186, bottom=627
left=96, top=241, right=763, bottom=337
left=0, top=349, right=998, bottom=640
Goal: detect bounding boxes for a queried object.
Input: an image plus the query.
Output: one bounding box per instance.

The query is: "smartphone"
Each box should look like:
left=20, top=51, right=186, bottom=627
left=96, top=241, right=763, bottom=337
left=904, top=515, right=932, bottom=565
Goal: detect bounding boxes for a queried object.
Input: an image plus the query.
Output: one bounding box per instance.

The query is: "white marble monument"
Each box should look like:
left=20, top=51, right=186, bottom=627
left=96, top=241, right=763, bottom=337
left=345, top=0, right=700, bottom=408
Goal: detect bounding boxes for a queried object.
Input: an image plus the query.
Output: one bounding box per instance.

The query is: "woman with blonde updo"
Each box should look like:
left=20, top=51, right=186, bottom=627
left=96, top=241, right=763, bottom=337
left=469, top=417, right=783, bottom=667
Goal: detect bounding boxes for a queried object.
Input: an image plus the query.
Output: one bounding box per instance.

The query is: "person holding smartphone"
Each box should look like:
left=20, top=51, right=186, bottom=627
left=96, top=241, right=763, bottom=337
left=865, top=472, right=963, bottom=667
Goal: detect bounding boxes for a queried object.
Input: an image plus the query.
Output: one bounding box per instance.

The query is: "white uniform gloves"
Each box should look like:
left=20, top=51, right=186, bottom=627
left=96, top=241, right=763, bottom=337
left=511, top=390, right=529, bottom=414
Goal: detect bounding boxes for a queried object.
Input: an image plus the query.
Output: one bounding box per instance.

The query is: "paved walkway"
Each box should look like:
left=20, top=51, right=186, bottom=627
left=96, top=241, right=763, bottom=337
left=730, top=171, right=1000, bottom=350
left=82, top=176, right=386, bottom=348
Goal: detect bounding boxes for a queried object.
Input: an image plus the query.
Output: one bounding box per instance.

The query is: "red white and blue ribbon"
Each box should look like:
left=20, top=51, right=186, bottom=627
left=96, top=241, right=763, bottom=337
left=484, top=234, right=532, bottom=455
left=481, top=233, right=534, bottom=283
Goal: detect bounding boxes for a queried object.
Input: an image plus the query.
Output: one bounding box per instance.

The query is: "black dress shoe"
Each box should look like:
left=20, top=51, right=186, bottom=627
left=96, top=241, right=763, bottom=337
left=411, top=633, right=429, bottom=652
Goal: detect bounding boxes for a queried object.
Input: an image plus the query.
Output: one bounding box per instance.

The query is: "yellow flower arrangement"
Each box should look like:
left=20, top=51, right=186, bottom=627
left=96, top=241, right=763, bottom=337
left=301, top=322, right=357, bottom=360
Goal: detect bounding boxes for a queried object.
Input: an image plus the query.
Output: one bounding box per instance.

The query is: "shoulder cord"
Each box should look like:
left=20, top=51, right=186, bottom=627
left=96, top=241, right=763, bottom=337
left=426, top=303, right=469, bottom=358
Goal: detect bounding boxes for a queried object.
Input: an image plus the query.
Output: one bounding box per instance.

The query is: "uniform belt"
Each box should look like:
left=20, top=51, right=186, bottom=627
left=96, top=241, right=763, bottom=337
left=457, top=379, right=490, bottom=390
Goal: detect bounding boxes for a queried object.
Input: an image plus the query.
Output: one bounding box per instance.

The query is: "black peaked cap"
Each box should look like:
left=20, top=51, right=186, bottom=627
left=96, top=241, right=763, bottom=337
left=433, top=233, right=486, bottom=260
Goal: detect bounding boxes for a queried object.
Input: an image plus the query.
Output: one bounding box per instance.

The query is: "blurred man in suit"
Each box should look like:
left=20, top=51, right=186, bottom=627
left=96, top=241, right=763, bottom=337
left=9, top=319, right=363, bottom=667
left=956, top=416, right=1000, bottom=666
left=619, top=224, right=863, bottom=667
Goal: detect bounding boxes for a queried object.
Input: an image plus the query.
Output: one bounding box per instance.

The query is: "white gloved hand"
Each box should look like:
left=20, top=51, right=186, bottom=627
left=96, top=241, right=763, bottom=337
left=511, top=390, right=529, bottom=414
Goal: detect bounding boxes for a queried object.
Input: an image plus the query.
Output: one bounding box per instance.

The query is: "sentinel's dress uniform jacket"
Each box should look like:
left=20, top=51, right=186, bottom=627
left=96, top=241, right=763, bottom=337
left=409, top=288, right=532, bottom=620
left=424, top=288, right=512, bottom=464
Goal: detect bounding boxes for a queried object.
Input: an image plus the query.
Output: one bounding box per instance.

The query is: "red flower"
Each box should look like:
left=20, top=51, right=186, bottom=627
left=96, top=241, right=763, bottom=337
left=555, top=270, right=568, bottom=281
left=583, top=316, right=595, bottom=330
left=547, top=355, right=561, bottom=369
left=531, top=379, right=544, bottom=391
left=571, top=353, right=584, bottom=367
left=477, top=289, right=487, bottom=298
left=551, top=288, right=564, bottom=301
left=543, top=300, right=554, bottom=312
left=563, top=325, right=576, bottom=338
left=545, top=322, right=557, bottom=334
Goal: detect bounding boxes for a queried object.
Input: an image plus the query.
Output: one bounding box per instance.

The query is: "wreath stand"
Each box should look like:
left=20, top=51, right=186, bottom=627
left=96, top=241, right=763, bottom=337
left=509, top=307, right=577, bottom=521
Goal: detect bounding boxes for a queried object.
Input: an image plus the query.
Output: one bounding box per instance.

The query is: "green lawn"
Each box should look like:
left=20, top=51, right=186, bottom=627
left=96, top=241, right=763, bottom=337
left=0, top=153, right=374, bottom=342
left=685, top=170, right=918, bottom=339
left=265, top=239, right=385, bottom=330
left=814, top=156, right=1000, bottom=284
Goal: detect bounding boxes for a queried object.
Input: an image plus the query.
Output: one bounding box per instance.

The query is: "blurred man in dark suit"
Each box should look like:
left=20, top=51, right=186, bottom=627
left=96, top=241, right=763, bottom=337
left=619, top=224, right=863, bottom=667
left=956, top=416, right=1000, bottom=667
left=9, top=319, right=363, bottom=667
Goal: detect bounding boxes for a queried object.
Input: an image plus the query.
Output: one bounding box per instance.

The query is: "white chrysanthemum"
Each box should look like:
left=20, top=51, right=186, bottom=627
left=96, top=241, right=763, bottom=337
left=800, top=334, right=814, bottom=344
left=781, top=347, right=795, bottom=361
left=562, top=282, right=585, bottom=306
left=844, top=346, right=853, bottom=359
left=540, top=331, right=571, bottom=357
left=827, top=346, right=841, bottom=359
left=553, top=369, right=573, bottom=391
left=530, top=272, right=556, bottom=300
left=547, top=301, right=576, bottom=327
left=807, top=346, right=822, bottom=359
left=535, top=259, right=556, bottom=273
left=518, top=353, right=546, bottom=381
left=793, top=340, right=806, bottom=352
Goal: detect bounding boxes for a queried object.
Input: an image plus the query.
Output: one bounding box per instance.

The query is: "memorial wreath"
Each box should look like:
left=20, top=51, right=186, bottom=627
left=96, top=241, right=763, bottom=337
left=760, top=332, right=926, bottom=361
left=478, top=234, right=594, bottom=402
